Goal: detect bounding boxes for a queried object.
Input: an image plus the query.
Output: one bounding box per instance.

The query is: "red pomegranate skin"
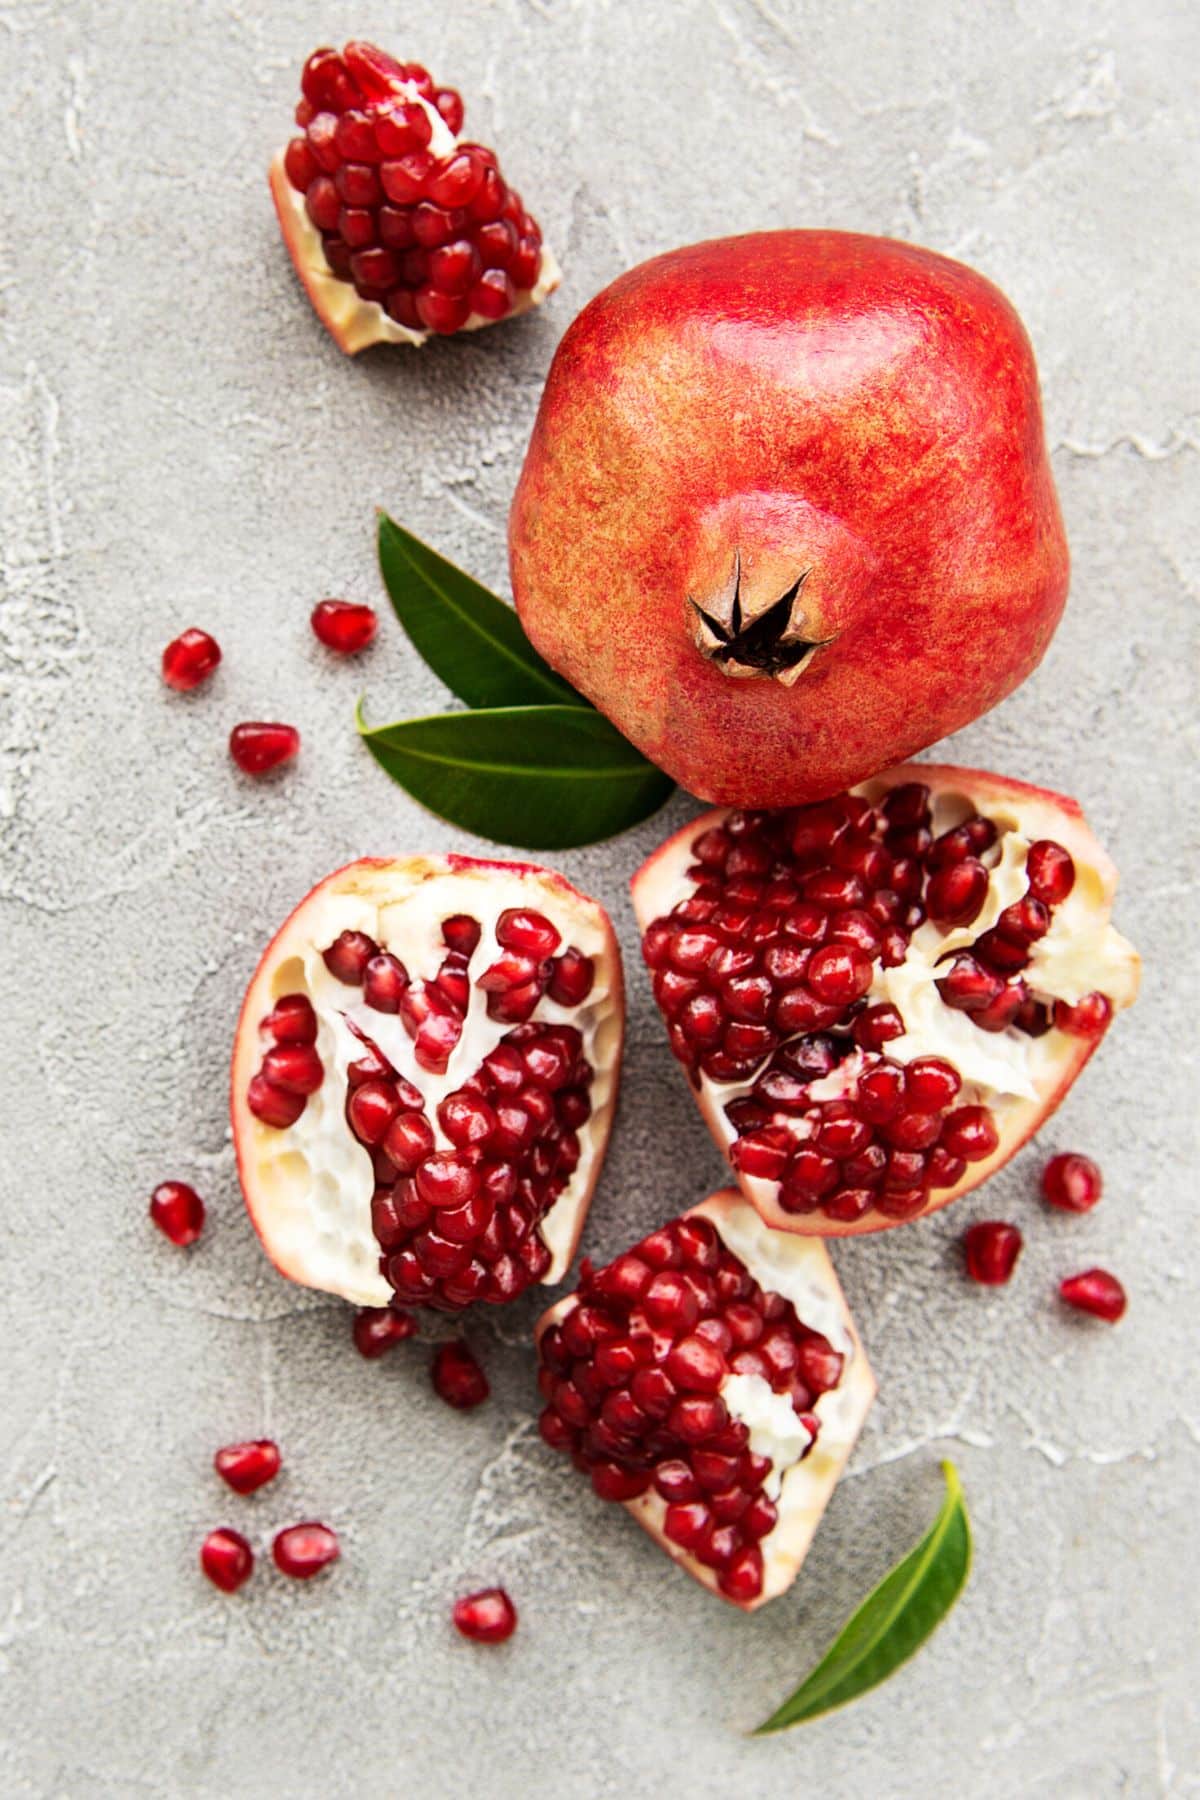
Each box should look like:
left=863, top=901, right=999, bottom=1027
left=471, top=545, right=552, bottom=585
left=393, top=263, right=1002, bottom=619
left=510, top=232, right=1069, bottom=807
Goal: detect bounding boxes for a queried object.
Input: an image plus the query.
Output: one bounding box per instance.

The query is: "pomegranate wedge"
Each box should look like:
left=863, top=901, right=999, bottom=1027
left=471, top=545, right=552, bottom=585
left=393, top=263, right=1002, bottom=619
left=536, top=1190, right=875, bottom=1609
left=632, top=765, right=1139, bottom=1235
left=232, top=857, right=623, bottom=1310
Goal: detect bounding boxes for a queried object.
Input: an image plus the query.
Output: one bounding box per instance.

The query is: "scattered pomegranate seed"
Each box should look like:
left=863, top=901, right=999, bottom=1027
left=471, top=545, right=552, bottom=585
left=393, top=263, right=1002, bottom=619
left=230, top=721, right=300, bottom=775
left=1060, top=1268, right=1126, bottom=1322
left=962, top=1221, right=1023, bottom=1285
left=431, top=1340, right=489, bottom=1409
left=162, top=627, right=221, bottom=691
left=200, top=1528, right=254, bottom=1593
left=452, top=1586, right=517, bottom=1643
left=149, top=1180, right=205, bottom=1247
left=353, top=1305, right=418, bottom=1358
left=311, top=598, right=378, bottom=653
left=1041, top=1152, right=1103, bottom=1213
left=272, top=1521, right=341, bottom=1579
left=214, top=1439, right=282, bottom=1495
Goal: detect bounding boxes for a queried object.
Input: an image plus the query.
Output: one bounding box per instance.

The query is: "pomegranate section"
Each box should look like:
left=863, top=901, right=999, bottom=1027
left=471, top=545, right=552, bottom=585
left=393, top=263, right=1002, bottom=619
left=535, top=1190, right=875, bottom=1609
left=232, top=856, right=623, bottom=1313
left=631, top=764, right=1139, bottom=1236
left=270, top=41, right=560, bottom=353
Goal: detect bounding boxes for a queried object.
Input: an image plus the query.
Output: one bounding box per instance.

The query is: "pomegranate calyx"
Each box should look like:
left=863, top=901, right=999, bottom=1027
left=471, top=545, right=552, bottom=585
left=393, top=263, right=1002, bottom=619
left=689, top=560, right=828, bottom=685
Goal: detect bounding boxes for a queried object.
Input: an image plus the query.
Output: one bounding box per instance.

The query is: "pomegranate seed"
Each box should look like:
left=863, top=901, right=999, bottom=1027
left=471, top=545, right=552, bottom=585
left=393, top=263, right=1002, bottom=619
left=229, top=722, right=299, bottom=775
left=1059, top=1268, right=1126, bottom=1322
left=925, top=857, right=988, bottom=926
left=470, top=269, right=515, bottom=319
left=149, top=1180, right=205, bottom=1247
left=262, top=993, right=317, bottom=1043
left=161, top=627, right=221, bottom=691
left=435, top=88, right=465, bottom=133
left=453, top=1587, right=517, bottom=1643
left=246, top=1073, right=305, bottom=1128
left=200, top=1528, right=253, bottom=1593
left=1026, top=840, right=1076, bottom=905
left=1053, top=992, right=1112, bottom=1037
left=261, top=1043, right=324, bottom=1095
left=214, top=1439, right=281, bottom=1494
left=962, top=1221, right=1023, bottom=1284
left=273, top=1522, right=340, bottom=1579
left=311, top=599, right=378, bottom=653
left=432, top=1340, right=489, bottom=1409
left=353, top=1305, right=418, bottom=1357
left=496, top=908, right=561, bottom=957
left=323, top=930, right=376, bottom=983
left=940, top=1106, right=1000, bottom=1162
left=904, top=1057, right=961, bottom=1112
left=936, top=953, right=1003, bottom=1013
left=1041, top=1152, right=1103, bottom=1213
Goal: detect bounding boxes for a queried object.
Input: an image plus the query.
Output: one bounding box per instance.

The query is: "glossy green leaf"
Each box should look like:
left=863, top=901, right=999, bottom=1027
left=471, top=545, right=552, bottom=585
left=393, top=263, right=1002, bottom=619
left=357, top=702, right=674, bottom=851
left=754, top=1461, right=971, bottom=1734
left=377, top=512, right=582, bottom=710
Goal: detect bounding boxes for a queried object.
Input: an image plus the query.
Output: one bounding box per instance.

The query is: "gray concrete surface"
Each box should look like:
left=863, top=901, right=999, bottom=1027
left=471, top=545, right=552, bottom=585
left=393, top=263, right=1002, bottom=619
left=2, top=2, right=1197, bottom=1795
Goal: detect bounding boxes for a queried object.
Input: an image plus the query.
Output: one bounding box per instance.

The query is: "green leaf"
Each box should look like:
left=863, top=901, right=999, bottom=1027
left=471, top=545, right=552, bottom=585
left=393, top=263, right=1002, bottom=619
left=753, top=1461, right=972, bottom=1734
left=377, top=512, right=582, bottom=710
left=357, top=702, right=675, bottom=851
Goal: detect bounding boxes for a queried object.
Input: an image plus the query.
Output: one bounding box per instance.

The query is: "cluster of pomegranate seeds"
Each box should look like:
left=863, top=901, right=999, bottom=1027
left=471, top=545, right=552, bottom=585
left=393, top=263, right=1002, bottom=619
left=352, top=1303, right=417, bottom=1358
left=313, top=908, right=595, bottom=1311
left=962, top=1221, right=1023, bottom=1285
left=1041, top=1151, right=1103, bottom=1212
left=247, top=992, right=322, bottom=1128
left=311, top=598, right=377, bottom=654
left=229, top=721, right=301, bottom=776
left=162, top=628, right=221, bottom=691
left=537, top=1213, right=842, bottom=1603
left=640, top=786, right=1095, bottom=1223
left=201, top=1528, right=254, bottom=1593
left=432, top=1340, right=489, bottom=1409
left=214, top=1439, right=282, bottom=1495
left=273, top=1521, right=341, bottom=1579
left=1060, top=1268, right=1127, bottom=1322
left=283, top=41, right=546, bottom=334
left=149, top=1180, right=206, bottom=1247
left=453, top=1587, right=518, bottom=1643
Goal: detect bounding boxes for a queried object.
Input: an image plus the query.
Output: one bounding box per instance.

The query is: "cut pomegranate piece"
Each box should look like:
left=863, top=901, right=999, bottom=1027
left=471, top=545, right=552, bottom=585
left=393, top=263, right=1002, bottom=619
left=453, top=1587, right=517, bottom=1643
left=162, top=628, right=221, bottom=691
left=962, top=1221, right=1023, bottom=1285
left=311, top=599, right=378, bottom=653
left=1041, top=1151, right=1103, bottom=1213
left=273, top=1521, right=340, bottom=1579
left=431, top=1339, right=489, bottom=1409
left=631, top=764, right=1139, bottom=1236
left=214, top=1439, right=282, bottom=1494
left=149, top=1180, right=206, bottom=1247
left=1060, top=1268, right=1127, bottom=1322
left=269, top=41, right=560, bottom=353
left=535, top=1190, right=875, bottom=1610
left=200, top=1527, right=253, bottom=1593
left=232, top=856, right=623, bottom=1313
left=229, top=721, right=300, bottom=775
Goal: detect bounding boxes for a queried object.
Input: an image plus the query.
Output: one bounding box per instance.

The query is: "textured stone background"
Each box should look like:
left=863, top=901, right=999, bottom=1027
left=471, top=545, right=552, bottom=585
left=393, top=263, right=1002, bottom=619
left=2, top=1, right=1196, bottom=1794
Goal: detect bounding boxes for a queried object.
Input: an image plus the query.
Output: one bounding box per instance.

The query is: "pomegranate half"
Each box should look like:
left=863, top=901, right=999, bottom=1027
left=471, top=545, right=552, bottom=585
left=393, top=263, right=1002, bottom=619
left=232, top=857, right=623, bottom=1310
left=536, top=1190, right=875, bottom=1609
left=510, top=231, right=1067, bottom=806
left=271, top=41, right=560, bottom=352
left=631, top=765, right=1139, bottom=1236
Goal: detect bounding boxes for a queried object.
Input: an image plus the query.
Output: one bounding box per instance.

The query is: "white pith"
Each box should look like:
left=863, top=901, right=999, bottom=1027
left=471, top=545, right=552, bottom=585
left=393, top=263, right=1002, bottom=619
left=231, top=858, right=623, bottom=1306
left=630, top=763, right=1141, bottom=1236
left=271, top=78, right=561, bottom=354
left=537, top=1190, right=876, bottom=1611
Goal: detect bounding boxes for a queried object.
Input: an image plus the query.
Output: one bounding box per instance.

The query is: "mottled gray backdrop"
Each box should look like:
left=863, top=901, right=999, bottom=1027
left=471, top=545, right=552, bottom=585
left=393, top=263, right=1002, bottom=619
left=2, top=2, right=1196, bottom=1795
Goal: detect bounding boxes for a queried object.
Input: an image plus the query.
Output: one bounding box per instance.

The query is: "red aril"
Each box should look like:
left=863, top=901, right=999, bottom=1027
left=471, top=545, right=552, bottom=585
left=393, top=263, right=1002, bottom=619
left=201, top=1528, right=253, bottom=1593
left=353, top=1304, right=418, bottom=1357
left=631, top=764, right=1139, bottom=1236
left=229, top=722, right=300, bottom=775
left=162, top=628, right=221, bottom=691
left=270, top=42, right=559, bottom=353
left=1041, top=1152, right=1103, bottom=1213
left=232, top=857, right=623, bottom=1313
left=431, top=1340, right=489, bottom=1409
left=1060, top=1268, right=1126, bottom=1322
left=962, top=1221, right=1023, bottom=1285
left=273, top=1522, right=340, bottom=1579
left=453, top=1587, right=517, bottom=1643
left=149, top=1180, right=205, bottom=1247
left=311, top=599, right=377, bottom=653
left=214, top=1439, right=281, bottom=1494
left=536, top=1190, right=875, bottom=1609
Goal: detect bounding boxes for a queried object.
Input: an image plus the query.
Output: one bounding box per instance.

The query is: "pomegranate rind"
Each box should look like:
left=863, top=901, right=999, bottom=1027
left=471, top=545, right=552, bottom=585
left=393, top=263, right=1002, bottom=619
left=535, top=1190, right=875, bottom=1610
left=268, top=154, right=561, bottom=355
left=631, top=763, right=1140, bottom=1237
left=232, top=855, right=623, bottom=1303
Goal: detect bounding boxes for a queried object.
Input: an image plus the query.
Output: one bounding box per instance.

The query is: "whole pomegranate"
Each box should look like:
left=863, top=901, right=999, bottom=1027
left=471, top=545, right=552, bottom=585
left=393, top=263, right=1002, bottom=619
left=631, top=764, right=1139, bottom=1236
left=536, top=1190, right=875, bottom=1608
left=231, top=856, right=623, bottom=1311
left=510, top=232, right=1068, bottom=805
